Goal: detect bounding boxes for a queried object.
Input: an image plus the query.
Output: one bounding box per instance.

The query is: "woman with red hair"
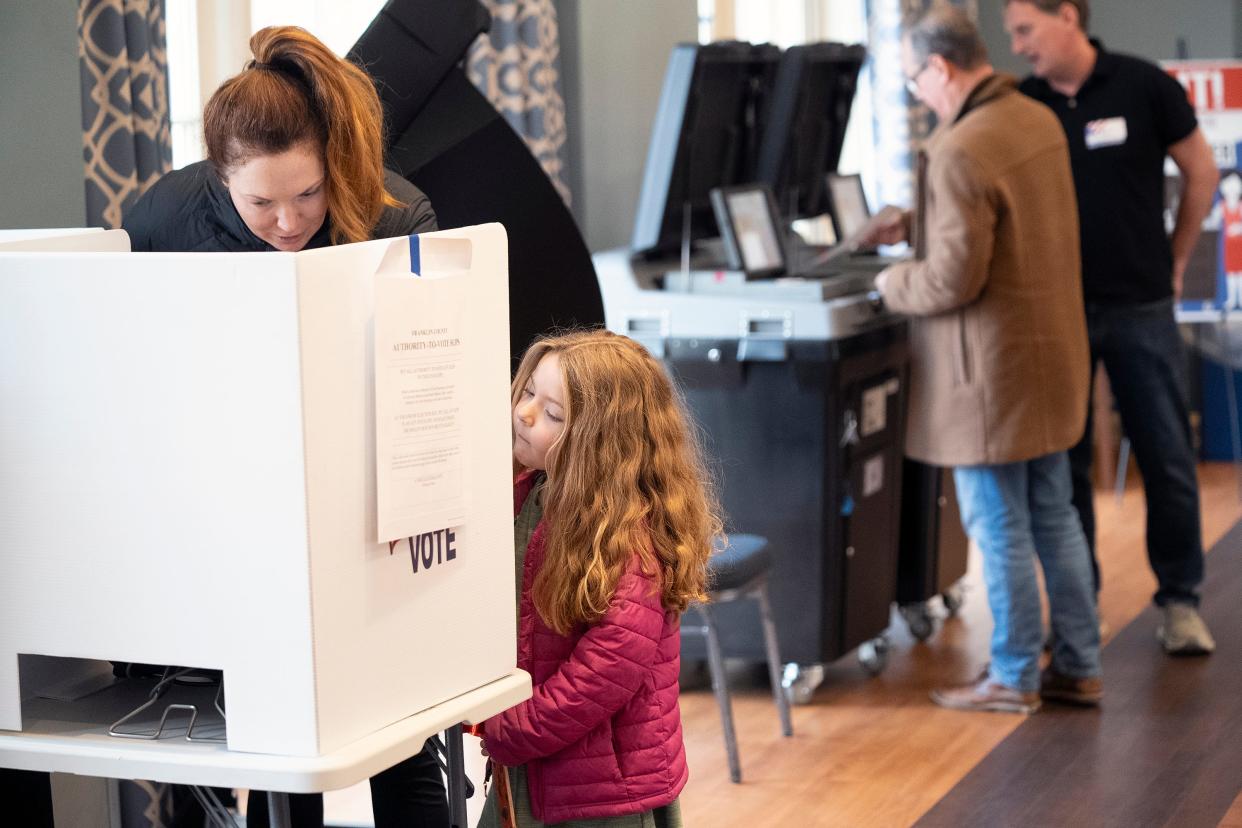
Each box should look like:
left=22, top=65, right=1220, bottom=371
left=125, top=25, right=435, bottom=253
left=121, top=25, right=444, bottom=828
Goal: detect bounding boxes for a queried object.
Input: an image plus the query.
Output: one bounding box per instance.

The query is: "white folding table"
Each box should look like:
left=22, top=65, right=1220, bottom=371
left=0, top=669, right=530, bottom=827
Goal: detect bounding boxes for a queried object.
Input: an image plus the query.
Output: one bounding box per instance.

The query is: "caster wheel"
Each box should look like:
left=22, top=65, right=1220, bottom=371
left=781, top=662, right=825, bottom=705
left=900, top=603, right=935, bottom=641
left=942, top=584, right=965, bottom=616
left=858, top=636, right=890, bottom=676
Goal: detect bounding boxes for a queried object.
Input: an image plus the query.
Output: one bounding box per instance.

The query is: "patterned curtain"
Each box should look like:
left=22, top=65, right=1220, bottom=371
left=78, top=0, right=172, bottom=229
left=466, top=0, right=571, bottom=205
left=865, top=0, right=977, bottom=209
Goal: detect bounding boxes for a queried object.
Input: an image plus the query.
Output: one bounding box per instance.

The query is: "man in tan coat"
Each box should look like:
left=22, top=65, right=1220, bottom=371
left=867, top=5, right=1101, bottom=713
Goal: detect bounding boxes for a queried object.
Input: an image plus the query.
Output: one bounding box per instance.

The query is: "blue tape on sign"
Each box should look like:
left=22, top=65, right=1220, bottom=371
left=409, top=235, right=421, bottom=276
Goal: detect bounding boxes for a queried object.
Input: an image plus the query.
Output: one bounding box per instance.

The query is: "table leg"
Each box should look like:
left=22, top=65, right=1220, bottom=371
left=1218, top=319, right=1242, bottom=501
left=187, top=785, right=239, bottom=828
left=445, top=724, right=468, bottom=828
left=267, top=790, right=292, bottom=828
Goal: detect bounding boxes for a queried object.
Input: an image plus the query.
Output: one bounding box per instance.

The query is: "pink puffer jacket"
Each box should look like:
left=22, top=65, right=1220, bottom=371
left=481, top=475, right=689, bottom=823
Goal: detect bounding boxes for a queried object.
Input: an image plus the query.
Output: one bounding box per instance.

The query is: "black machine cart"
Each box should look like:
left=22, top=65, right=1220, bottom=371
left=896, top=460, right=970, bottom=641
left=594, top=249, right=910, bottom=700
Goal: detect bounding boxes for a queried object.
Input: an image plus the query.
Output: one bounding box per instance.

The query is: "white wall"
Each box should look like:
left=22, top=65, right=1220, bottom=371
left=249, top=0, right=384, bottom=56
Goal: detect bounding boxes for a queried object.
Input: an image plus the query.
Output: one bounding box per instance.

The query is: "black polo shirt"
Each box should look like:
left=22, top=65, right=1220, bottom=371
left=1020, top=41, right=1198, bottom=306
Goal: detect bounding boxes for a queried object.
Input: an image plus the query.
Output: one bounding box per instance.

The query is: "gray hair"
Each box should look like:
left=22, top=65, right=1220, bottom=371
left=904, top=4, right=989, bottom=71
left=1003, top=0, right=1090, bottom=32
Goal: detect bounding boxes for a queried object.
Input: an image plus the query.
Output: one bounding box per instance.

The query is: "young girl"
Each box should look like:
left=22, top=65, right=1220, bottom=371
left=477, top=329, right=722, bottom=827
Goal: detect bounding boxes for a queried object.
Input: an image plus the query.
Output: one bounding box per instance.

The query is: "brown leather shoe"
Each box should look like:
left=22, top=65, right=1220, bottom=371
left=931, top=676, right=1040, bottom=714
left=1039, top=668, right=1103, bottom=706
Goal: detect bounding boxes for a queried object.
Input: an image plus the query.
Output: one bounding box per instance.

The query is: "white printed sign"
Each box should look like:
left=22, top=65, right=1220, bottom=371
left=861, top=384, right=888, bottom=437
left=375, top=273, right=471, bottom=543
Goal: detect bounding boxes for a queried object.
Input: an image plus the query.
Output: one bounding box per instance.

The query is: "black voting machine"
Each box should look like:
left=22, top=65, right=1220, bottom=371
left=613, top=39, right=968, bottom=689
left=631, top=40, right=868, bottom=260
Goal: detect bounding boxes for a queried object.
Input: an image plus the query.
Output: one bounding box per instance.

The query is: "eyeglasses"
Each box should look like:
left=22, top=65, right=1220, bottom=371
left=904, top=58, right=931, bottom=98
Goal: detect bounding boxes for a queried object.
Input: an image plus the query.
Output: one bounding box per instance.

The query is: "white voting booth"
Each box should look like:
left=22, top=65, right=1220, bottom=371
left=0, top=225, right=522, bottom=770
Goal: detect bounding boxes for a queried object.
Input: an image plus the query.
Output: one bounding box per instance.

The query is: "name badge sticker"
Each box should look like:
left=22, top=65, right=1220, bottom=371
left=1085, top=116, right=1128, bottom=149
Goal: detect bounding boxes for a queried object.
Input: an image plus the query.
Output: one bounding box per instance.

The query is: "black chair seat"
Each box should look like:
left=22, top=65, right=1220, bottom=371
left=709, top=534, right=771, bottom=593
left=689, top=532, right=792, bottom=782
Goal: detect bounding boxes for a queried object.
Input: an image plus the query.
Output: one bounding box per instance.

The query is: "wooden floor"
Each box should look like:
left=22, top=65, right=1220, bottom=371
left=673, top=462, right=1242, bottom=827
left=917, top=518, right=1242, bottom=827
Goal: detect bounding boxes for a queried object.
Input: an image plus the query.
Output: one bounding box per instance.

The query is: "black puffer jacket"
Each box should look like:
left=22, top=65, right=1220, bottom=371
left=123, top=160, right=438, bottom=251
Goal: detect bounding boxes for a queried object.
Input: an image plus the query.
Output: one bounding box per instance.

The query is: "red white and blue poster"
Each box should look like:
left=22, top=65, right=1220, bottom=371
left=1166, top=61, right=1242, bottom=314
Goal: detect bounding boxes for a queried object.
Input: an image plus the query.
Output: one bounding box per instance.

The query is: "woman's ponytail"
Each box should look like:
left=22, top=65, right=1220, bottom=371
left=204, top=26, right=399, bottom=245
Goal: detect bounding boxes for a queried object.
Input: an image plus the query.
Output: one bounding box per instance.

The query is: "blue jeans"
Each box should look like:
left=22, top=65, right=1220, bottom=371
left=1068, top=298, right=1204, bottom=606
left=954, top=453, right=1101, bottom=692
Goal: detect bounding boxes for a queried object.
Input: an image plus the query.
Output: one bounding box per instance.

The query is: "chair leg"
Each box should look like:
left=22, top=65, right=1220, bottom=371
left=700, top=603, right=742, bottom=783
left=1114, top=436, right=1130, bottom=504
left=755, top=580, right=793, bottom=737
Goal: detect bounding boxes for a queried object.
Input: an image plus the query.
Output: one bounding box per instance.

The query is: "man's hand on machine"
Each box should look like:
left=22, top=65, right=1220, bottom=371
left=858, top=205, right=909, bottom=247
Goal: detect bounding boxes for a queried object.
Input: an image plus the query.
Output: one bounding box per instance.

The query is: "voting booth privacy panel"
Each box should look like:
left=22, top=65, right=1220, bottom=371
left=0, top=224, right=515, bottom=757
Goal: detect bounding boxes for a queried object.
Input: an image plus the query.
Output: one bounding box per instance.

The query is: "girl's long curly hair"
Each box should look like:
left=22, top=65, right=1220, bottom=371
left=512, top=330, right=722, bottom=635
left=203, top=26, right=401, bottom=245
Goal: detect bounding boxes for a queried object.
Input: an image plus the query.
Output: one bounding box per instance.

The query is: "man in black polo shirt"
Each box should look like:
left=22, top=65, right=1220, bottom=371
left=1004, top=0, right=1219, bottom=654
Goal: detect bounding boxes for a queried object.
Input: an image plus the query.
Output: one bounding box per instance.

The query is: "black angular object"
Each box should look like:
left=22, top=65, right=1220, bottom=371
left=349, top=0, right=604, bottom=367
left=755, top=42, right=867, bottom=222
left=630, top=41, right=780, bottom=258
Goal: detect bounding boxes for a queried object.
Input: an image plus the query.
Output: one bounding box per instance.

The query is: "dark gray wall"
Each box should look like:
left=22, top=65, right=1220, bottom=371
left=979, top=0, right=1240, bottom=77
left=0, top=1, right=86, bottom=228
left=556, top=0, right=699, bottom=252
left=1238, top=0, right=1242, bottom=58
